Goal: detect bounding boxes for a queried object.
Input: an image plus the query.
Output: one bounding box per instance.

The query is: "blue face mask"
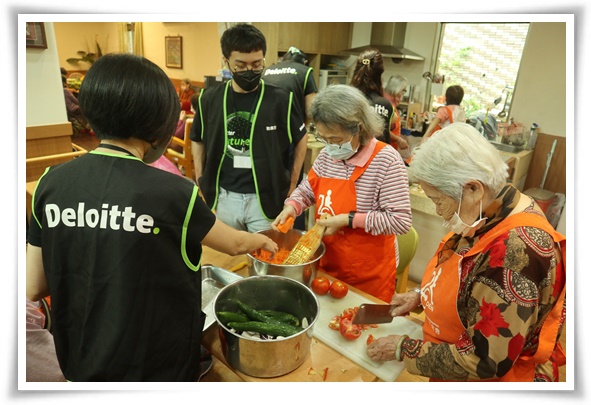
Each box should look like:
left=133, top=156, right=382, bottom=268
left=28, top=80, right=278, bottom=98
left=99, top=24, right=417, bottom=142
left=324, top=138, right=359, bottom=161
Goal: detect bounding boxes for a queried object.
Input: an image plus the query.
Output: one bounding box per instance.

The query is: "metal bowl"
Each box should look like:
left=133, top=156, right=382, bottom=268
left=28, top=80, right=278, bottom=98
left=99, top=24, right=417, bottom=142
left=247, top=229, right=325, bottom=287
left=213, top=275, right=319, bottom=378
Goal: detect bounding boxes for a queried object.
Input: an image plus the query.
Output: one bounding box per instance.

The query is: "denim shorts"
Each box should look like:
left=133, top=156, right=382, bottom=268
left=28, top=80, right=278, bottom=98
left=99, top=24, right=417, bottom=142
left=216, top=187, right=273, bottom=233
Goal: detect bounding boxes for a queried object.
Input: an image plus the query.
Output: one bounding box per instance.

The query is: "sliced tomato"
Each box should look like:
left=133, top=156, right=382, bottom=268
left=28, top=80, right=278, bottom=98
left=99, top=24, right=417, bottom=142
left=366, top=334, right=376, bottom=345
left=339, top=318, right=362, bottom=340
left=341, top=307, right=356, bottom=320
left=328, top=315, right=341, bottom=330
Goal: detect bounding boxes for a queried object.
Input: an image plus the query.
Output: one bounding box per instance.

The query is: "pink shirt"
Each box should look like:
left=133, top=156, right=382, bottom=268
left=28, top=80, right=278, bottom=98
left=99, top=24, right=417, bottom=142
left=286, top=138, right=412, bottom=235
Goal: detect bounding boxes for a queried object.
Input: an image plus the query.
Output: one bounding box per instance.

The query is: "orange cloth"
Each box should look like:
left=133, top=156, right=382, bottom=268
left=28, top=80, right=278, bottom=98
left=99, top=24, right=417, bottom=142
left=308, top=142, right=397, bottom=302
left=420, top=212, right=566, bottom=381
left=178, top=87, right=195, bottom=113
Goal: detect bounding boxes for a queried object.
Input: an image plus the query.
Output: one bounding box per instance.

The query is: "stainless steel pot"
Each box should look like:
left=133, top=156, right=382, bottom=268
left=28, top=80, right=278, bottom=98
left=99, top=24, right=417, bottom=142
left=213, top=275, right=319, bottom=378
left=247, top=229, right=325, bottom=287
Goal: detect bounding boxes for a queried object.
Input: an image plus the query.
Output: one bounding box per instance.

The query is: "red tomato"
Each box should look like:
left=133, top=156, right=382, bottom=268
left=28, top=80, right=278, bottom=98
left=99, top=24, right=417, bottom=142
left=366, top=334, right=376, bottom=345
left=339, top=318, right=361, bottom=340
left=329, top=281, right=349, bottom=299
left=311, top=277, right=331, bottom=295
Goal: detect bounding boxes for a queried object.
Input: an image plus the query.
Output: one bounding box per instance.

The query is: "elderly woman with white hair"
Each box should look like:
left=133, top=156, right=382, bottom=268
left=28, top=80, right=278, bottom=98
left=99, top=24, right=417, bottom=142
left=366, top=123, right=566, bottom=382
left=273, top=84, right=412, bottom=302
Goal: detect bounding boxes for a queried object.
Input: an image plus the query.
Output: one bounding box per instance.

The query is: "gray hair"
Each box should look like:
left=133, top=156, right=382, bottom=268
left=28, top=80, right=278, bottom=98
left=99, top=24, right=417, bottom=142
left=309, top=84, right=384, bottom=145
left=384, top=74, right=408, bottom=97
left=407, top=123, right=509, bottom=199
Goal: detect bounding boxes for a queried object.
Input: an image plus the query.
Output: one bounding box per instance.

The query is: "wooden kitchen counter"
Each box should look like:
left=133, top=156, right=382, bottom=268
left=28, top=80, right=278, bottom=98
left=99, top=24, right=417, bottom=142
left=200, top=246, right=428, bottom=382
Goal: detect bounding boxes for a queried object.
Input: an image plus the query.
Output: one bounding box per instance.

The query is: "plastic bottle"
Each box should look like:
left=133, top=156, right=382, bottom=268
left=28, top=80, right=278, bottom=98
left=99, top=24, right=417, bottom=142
left=526, top=123, right=539, bottom=150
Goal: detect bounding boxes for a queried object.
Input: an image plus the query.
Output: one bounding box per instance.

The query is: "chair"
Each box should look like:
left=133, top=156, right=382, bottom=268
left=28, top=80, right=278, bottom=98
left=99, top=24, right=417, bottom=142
left=395, top=226, right=419, bottom=294
left=164, top=118, right=194, bottom=180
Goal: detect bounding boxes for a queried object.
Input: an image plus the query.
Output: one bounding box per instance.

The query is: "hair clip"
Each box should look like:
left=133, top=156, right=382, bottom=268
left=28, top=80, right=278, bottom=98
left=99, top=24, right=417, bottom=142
left=288, top=46, right=302, bottom=55
left=362, top=59, right=371, bottom=65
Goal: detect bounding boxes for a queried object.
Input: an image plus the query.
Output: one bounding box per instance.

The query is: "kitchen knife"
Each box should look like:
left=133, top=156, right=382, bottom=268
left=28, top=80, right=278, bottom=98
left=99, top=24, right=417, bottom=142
left=352, top=303, right=397, bottom=325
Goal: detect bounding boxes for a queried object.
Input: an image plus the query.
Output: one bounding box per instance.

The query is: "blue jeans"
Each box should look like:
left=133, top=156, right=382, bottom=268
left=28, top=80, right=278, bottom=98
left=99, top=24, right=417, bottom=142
left=216, top=187, right=273, bottom=233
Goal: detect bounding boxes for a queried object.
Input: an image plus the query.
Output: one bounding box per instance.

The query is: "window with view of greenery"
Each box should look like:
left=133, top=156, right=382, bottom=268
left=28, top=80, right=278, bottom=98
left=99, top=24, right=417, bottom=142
left=435, top=23, right=529, bottom=121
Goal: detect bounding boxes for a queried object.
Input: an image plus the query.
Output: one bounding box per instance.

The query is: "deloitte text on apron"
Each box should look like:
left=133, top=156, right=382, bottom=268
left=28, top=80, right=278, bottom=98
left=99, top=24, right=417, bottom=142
left=420, top=212, right=566, bottom=382
left=308, top=142, right=397, bottom=302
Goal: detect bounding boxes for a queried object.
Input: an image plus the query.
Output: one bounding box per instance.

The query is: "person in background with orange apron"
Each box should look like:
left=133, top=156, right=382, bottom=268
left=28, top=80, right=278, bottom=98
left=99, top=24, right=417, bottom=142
left=366, top=123, right=566, bottom=382
left=272, top=84, right=413, bottom=302
left=422, top=85, right=467, bottom=141
left=383, top=74, right=410, bottom=152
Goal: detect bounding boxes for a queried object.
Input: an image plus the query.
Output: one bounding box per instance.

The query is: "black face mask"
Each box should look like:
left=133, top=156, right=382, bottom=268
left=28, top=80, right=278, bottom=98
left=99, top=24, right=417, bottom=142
left=232, top=69, right=262, bottom=92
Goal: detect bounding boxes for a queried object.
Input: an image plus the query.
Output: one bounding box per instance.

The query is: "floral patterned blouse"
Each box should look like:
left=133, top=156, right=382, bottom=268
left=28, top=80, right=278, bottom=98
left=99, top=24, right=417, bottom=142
left=401, top=185, right=566, bottom=381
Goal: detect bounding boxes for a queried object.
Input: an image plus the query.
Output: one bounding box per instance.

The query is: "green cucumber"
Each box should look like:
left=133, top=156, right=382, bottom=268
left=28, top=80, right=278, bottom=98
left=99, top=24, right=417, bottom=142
left=258, top=310, right=300, bottom=326
left=227, top=321, right=302, bottom=337
left=234, top=300, right=280, bottom=324
left=216, top=311, right=249, bottom=324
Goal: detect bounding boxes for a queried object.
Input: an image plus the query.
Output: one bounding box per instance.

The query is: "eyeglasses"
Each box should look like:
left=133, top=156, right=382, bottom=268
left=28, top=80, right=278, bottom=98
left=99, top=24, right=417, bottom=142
left=229, top=60, right=265, bottom=76
left=314, top=133, right=355, bottom=148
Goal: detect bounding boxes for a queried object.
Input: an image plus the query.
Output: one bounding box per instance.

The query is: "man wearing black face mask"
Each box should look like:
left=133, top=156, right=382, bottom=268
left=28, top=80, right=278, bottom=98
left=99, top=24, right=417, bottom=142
left=190, top=23, right=308, bottom=233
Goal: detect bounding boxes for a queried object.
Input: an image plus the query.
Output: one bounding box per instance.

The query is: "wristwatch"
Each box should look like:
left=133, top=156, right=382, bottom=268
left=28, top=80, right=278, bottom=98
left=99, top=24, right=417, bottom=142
left=348, top=211, right=356, bottom=228
left=411, top=287, right=422, bottom=307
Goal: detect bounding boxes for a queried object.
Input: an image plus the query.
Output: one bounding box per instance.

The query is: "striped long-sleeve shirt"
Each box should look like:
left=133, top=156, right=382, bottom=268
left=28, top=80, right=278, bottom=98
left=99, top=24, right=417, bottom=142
left=286, top=138, right=412, bottom=236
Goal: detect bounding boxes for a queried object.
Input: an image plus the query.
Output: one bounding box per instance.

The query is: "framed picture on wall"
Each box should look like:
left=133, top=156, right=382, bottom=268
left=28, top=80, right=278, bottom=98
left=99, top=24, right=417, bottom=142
left=165, top=36, right=182, bottom=69
left=26, top=22, right=47, bottom=49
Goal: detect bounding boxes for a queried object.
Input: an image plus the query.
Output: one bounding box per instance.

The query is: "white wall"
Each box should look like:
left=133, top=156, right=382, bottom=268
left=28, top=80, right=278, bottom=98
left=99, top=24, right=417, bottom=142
left=26, top=22, right=68, bottom=127
left=510, top=22, right=567, bottom=137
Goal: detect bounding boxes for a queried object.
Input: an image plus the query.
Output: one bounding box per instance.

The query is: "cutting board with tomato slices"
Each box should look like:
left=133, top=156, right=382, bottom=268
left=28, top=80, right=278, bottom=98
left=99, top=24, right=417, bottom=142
left=311, top=288, right=423, bottom=382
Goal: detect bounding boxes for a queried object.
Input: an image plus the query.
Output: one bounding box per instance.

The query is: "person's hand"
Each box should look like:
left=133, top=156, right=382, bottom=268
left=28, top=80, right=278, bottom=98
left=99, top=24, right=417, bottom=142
left=179, top=110, right=187, bottom=121
left=397, top=136, right=409, bottom=150
left=388, top=290, right=421, bottom=317
left=256, top=233, right=278, bottom=254
left=367, top=334, right=404, bottom=362
left=271, top=205, right=297, bottom=231
left=316, top=213, right=345, bottom=236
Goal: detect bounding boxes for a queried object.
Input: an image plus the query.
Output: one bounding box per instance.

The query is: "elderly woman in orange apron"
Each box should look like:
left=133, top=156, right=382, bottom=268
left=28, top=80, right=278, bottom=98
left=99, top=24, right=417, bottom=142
left=383, top=74, right=410, bottom=152
left=272, top=84, right=412, bottom=302
left=366, top=123, right=566, bottom=382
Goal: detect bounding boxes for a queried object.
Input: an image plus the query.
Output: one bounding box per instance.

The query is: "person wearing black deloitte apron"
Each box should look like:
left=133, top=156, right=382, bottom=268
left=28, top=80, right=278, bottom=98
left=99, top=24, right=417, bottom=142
left=190, top=23, right=307, bottom=233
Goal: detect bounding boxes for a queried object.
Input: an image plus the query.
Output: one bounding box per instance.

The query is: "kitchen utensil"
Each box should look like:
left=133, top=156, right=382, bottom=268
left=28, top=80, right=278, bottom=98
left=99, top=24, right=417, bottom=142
left=312, top=283, right=422, bottom=382
left=247, top=228, right=325, bottom=286
left=213, top=275, right=319, bottom=378
left=351, top=303, right=397, bottom=324
left=282, top=214, right=329, bottom=265
left=201, top=265, right=243, bottom=331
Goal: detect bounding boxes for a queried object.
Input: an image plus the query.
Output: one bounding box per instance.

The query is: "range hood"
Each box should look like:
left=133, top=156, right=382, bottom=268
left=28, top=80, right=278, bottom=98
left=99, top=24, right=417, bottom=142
left=342, top=22, right=425, bottom=63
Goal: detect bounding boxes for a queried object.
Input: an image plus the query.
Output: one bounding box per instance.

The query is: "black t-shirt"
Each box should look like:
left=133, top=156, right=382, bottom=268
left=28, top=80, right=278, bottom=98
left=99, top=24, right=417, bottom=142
left=220, top=88, right=259, bottom=193
left=368, top=92, right=394, bottom=144
left=190, top=81, right=307, bottom=218
left=28, top=150, right=216, bottom=381
left=263, top=60, right=318, bottom=123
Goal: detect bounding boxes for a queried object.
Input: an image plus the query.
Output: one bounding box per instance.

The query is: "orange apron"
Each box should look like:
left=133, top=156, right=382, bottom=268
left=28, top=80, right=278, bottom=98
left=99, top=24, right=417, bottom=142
left=308, top=142, right=397, bottom=302
left=420, top=212, right=566, bottom=382
left=390, top=109, right=402, bottom=149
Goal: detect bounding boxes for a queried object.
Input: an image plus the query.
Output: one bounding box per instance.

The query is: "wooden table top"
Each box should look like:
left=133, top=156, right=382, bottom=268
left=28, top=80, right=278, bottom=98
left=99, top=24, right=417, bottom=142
left=199, top=246, right=428, bottom=383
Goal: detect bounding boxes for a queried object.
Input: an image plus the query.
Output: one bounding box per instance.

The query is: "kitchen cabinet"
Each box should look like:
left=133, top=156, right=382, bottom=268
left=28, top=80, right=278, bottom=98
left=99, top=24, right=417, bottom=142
left=254, top=22, right=353, bottom=85
left=498, top=149, right=533, bottom=191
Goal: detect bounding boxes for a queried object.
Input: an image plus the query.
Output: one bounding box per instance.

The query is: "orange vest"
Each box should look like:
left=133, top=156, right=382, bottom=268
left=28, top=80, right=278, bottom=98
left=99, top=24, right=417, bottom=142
left=308, top=142, right=397, bottom=302
left=420, top=212, right=566, bottom=381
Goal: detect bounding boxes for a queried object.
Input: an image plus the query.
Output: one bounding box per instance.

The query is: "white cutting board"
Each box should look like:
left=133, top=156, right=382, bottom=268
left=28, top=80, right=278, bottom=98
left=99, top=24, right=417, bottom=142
left=312, top=289, right=423, bottom=382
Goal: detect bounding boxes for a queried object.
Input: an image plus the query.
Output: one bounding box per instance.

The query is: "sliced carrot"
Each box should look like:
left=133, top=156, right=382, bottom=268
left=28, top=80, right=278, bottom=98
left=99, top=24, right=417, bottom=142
left=277, top=216, right=295, bottom=233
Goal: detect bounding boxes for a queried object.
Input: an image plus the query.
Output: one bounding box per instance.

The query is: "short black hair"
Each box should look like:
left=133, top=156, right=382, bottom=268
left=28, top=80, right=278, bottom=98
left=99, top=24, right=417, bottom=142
left=445, top=85, right=464, bottom=105
left=78, top=53, right=180, bottom=144
left=220, top=23, right=266, bottom=59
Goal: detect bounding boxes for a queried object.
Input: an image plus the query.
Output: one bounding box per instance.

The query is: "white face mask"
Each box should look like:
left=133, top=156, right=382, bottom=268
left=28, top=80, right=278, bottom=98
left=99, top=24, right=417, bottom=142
left=324, top=139, right=358, bottom=161
left=442, top=188, right=487, bottom=237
